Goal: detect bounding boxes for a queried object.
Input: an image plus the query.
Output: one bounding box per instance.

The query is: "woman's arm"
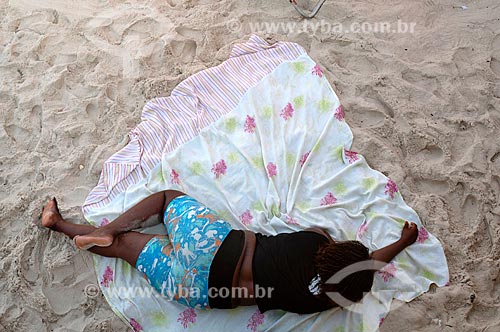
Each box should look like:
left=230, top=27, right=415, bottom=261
left=369, top=221, right=418, bottom=263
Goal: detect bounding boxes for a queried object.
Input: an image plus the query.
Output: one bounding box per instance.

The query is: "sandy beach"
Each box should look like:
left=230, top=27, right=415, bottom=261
left=0, top=0, right=499, bottom=331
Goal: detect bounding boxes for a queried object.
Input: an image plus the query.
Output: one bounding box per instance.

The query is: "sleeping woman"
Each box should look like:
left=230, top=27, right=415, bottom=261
left=40, top=190, right=418, bottom=313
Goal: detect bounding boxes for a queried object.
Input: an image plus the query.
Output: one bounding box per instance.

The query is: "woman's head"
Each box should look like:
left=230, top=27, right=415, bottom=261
left=314, top=240, right=374, bottom=305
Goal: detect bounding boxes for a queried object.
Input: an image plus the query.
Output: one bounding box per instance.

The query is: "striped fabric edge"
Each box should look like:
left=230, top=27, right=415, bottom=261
left=82, top=35, right=306, bottom=215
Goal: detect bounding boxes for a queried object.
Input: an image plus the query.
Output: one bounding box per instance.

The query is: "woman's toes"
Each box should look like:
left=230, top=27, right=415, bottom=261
left=41, top=198, right=62, bottom=228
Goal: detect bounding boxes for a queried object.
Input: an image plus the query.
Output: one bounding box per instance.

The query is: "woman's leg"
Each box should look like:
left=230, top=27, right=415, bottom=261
left=42, top=198, right=155, bottom=266
left=69, top=190, right=184, bottom=249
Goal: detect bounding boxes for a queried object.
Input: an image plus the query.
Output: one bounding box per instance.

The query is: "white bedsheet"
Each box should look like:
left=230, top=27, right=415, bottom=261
left=84, top=39, right=449, bottom=332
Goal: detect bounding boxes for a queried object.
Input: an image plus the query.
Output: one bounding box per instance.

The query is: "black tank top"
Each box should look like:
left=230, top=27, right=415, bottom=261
left=252, top=231, right=335, bottom=313
left=208, top=230, right=244, bottom=308
left=208, top=230, right=335, bottom=313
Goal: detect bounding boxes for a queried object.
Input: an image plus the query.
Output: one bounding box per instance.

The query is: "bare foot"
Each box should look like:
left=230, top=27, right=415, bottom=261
left=41, top=197, right=63, bottom=229
left=74, top=229, right=114, bottom=250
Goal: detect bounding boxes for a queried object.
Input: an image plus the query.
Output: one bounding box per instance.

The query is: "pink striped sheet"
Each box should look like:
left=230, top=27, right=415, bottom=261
left=82, top=35, right=306, bottom=215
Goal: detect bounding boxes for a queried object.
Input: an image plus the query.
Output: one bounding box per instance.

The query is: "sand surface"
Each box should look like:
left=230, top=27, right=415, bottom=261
left=0, top=0, right=499, bottom=331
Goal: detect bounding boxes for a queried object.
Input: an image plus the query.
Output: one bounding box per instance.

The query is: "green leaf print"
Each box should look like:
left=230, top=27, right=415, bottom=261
left=150, top=168, right=164, bottom=185
left=356, top=321, right=370, bottom=332
left=286, top=153, right=295, bottom=168
left=224, top=117, right=238, bottom=132
left=159, top=170, right=166, bottom=184
left=346, top=231, right=357, bottom=240
left=261, top=106, right=273, bottom=119
left=393, top=217, right=407, bottom=226
left=296, top=201, right=310, bottom=212
left=332, top=145, right=343, bottom=161
left=334, top=326, right=345, bottom=332
left=317, top=99, right=332, bottom=112
left=252, top=201, right=265, bottom=212
left=292, top=61, right=306, bottom=74
left=251, top=156, right=264, bottom=169
left=312, top=141, right=322, bottom=153
left=217, top=209, right=233, bottom=223
left=121, top=261, right=132, bottom=274
left=397, top=257, right=410, bottom=270
left=150, top=311, right=168, bottom=326
left=293, top=95, right=305, bottom=109
left=271, top=204, right=280, bottom=217
left=365, top=211, right=378, bottom=220
left=190, top=162, right=204, bottom=176
left=227, top=151, right=240, bottom=164
left=334, top=181, right=347, bottom=195
left=422, top=269, right=435, bottom=280
left=362, top=177, right=377, bottom=191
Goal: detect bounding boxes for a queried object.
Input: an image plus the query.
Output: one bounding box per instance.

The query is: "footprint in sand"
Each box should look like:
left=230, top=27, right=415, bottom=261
left=85, top=103, right=99, bottom=120
left=415, top=144, right=445, bottom=164
left=168, top=38, right=197, bottom=63
left=490, top=34, right=500, bottom=77
left=352, top=107, right=386, bottom=128
left=355, top=86, right=395, bottom=117
left=401, top=67, right=440, bottom=98
left=414, top=178, right=449, bottom=195
left=122, top=17, right=161, bottom=43
left=491, top=33, right=500, bottom=50
left=165, top=0, right=183, bottom=7
left=175, top=26, right=204, bottom=42
left=4, top=123, right=31, bottom=146
left=452, top=47, right=478, bottom=77
left=350, top=86, right=396, bottom=128
left=461, top=194, right=479, bottom=227
left=490, top=53, right=500, bottom=77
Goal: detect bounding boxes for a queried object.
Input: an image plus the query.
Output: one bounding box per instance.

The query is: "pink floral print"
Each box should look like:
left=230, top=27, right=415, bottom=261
left=378, top=262, right=397, bottom=282
left=240, top=210, right=253, bottom=226
left=267, top=162, right=277, bottom=178
left=334, top=105, right=345, bottom=121
left=379, top=317, right=385, bottom=327
left=285, top=215, right=299, bottom=225
left=417, top=226, right=429, bottom=243
left=344, top=149, right=359, bottom=164
left=299, top=151, right=310, bottom=167
left=130, top=318, right=143, bottom=332
left=177, top=308, right=197, bottom=329
left=320, top=192, right=337, bottom=206
left=357, top=221, right=368, bottom=238
left=170, top=169, right=180, bottom=185
left=100, top=218, right=110, bottom=227
left=312, top=64, right=323, bottom=77
left=247, top=309, right=265, bottom=332
left=211, top=159, right=227, bottom=179
left=244, top=115, right=256, bottom=133
left=100, top=266, right=114, bottom=287
left=280, top=102, right=294, bottom=120
left=385, top=179, right=398, bottom=199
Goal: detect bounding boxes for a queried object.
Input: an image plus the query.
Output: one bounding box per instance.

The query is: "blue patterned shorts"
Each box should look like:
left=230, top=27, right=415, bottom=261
left=135, top=195, right=232, bottom=309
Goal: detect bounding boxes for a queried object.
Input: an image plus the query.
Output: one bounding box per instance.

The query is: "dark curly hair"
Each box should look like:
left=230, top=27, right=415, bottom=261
left=314, top=240, right=374, bottom=305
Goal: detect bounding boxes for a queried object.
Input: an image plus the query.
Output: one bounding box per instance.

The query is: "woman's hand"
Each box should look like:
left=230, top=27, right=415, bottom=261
left=400, top=221, right=418, bottom=247
left=370, top=221, right=419, bottom=263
